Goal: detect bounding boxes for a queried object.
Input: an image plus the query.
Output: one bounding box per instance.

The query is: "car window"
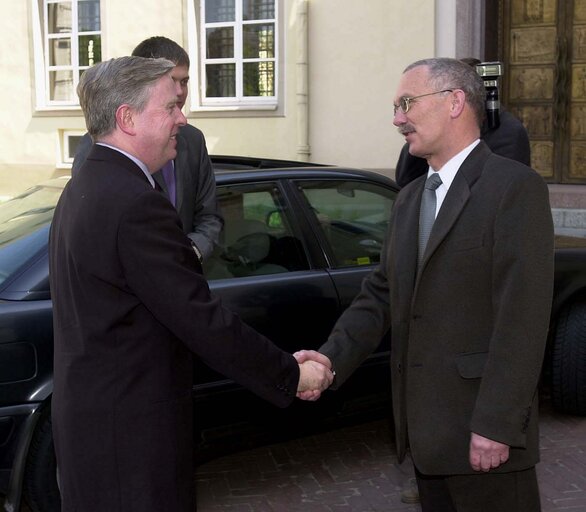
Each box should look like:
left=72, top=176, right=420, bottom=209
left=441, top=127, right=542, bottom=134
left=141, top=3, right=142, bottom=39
left=203, top=182, right=309, bottom=279
left=296, top=180, right=395, bottom=268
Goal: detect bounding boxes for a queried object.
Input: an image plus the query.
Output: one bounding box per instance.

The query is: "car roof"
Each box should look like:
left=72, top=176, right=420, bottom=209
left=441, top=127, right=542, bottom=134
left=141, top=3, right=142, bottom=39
left=210, top=156, right=398, bottom=188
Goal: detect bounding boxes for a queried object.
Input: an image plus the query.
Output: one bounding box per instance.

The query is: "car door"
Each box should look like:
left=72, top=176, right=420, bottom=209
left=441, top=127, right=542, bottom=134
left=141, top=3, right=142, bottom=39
left=193, top=178, right=343, bottom=445
left=292, top=177, right=398, bottom=411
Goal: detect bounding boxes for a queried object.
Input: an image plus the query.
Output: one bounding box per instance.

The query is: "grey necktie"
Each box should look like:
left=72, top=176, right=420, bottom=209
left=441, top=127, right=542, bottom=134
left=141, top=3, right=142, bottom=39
left=418, top=173, right=442, bottom=264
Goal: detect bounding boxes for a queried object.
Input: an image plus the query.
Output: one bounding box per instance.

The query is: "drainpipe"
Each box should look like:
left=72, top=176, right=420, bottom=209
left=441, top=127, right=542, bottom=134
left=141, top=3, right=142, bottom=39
left=296, top=0, right=310, bottom=161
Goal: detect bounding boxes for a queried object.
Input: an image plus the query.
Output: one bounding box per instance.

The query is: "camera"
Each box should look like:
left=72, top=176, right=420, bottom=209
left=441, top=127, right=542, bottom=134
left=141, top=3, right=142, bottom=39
left=475, top=61, right=503, bottom=130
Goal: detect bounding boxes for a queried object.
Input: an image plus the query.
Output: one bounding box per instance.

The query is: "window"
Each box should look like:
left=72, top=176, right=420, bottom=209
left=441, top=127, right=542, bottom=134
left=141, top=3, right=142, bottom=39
left=203, top=183, right=308, bottom=279
left=32, top=0, right=102, bottom=110
left=297, top=180, right=396, bottom=268
left=189, top=0, right=280, bottom=111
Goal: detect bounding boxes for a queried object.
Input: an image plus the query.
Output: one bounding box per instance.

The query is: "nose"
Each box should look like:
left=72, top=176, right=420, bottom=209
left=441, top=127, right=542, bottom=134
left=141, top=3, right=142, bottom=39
left=393, top=109, right=406, bottom=127
left=176, top=109, right=187, bottom=127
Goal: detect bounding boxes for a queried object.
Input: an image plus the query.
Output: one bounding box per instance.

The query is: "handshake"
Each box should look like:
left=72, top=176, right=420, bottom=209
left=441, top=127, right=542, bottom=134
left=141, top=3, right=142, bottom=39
left=294, top=350, right=333, bottom=401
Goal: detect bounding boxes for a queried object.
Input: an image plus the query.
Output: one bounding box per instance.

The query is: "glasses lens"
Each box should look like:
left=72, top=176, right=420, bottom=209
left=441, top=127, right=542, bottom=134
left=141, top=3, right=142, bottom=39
left=400, top=97, right=410, bottom=113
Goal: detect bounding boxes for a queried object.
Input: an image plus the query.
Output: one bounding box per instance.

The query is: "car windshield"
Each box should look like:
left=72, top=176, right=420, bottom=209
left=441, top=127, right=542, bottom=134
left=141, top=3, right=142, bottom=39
left=0, top=179, right=65, bottom=287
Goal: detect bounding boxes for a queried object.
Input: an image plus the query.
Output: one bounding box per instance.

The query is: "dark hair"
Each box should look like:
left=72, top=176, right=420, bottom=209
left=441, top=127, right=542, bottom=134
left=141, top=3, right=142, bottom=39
left=404, top=58, right=485, bottom=128
left=132, top=36, right=190, bottom=68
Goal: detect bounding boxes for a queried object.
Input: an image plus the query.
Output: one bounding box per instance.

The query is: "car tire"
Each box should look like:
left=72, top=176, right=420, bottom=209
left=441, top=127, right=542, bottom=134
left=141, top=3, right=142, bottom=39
left=551, top=298, right=586, bottom=416
left=23, top=407, right=61, bottom=512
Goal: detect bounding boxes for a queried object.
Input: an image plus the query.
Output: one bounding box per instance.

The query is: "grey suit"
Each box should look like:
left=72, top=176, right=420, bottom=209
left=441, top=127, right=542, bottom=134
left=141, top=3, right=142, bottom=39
left=320, top=142, right=554, bottom=477
left=72, top=124, right=222, bottom=259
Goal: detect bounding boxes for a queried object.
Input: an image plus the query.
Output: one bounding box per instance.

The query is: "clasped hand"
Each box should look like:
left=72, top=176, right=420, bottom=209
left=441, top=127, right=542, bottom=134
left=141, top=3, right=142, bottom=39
left=295, top=350, right=334, bottom=401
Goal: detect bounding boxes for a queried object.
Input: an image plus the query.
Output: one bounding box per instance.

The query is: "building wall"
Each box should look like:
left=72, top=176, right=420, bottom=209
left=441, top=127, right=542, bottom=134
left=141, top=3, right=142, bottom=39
left=0, top=0, right=438, bottom=197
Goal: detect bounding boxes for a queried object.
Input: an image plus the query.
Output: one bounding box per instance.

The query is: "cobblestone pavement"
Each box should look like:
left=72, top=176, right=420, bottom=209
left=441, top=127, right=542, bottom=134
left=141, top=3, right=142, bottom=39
left=195, top=394, right=586, bottom=511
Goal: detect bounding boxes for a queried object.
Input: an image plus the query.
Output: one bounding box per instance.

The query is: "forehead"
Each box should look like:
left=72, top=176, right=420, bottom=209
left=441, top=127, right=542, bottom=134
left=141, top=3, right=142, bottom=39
left=171, top=64, right=189, bottom=81
left=396, top=65, right=430, bottom=97
left=147, top=73, right=177, bottom=104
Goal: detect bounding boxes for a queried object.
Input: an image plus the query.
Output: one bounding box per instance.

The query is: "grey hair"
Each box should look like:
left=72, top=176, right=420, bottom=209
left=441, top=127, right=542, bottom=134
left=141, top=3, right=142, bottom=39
left=77, top=56, right=176, bottom=140
left=404, top=58, right=486, bottom=127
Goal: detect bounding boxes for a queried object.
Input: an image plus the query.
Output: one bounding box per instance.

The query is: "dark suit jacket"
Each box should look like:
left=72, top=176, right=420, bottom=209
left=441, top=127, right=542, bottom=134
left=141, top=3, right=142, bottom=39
left=72, top=124, right=223, bottom=259
left=320, top=142, right=554, bottom=475
left=50, top=145, right=299, bottom=511
left=394, top=110, right=531, bottom=187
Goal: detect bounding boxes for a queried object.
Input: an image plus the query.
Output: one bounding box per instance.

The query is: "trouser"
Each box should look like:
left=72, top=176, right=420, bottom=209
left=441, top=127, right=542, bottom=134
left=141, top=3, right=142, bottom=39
left=414, top=465, right=541, bottom=512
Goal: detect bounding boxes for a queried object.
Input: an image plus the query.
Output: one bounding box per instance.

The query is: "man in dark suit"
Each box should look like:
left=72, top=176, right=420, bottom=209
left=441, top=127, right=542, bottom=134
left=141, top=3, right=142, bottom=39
left=72, top=36, right=222, bottom=262
left=50, top=56, right=333, bottom=512
left=394, top=58, right=530, bottom=188
left=296, top=58, right=554, bottom=511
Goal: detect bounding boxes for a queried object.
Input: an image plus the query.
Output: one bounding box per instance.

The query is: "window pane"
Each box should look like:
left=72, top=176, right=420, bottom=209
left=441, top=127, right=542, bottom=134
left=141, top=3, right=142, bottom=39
left=49, top=70, right=74, bottom=101
left=49, top=38, right=71, bottom=66
left=206, top=27, right=234, bottom=58
left=298, top=181, right=396, bottom=268
left=79, top=35, right=101, bottom=66
left=243, top=62, right=274, bottom=96
left=243, top=23, right=274, bottom=59
left=206, top=64, right=236, bottom=97
left=78, top=0, right=101, bottom=31
left=205, top=0, right=235, bottom=23
left=48, top=2, right=71, bottom=34
left=243, top=0, right=275, bottom=21
left=203, top=184, right=308, bottom=279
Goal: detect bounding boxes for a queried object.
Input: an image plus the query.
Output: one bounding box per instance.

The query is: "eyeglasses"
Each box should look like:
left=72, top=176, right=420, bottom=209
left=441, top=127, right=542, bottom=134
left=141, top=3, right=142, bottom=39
left=393, top=89, right=454, bottom=115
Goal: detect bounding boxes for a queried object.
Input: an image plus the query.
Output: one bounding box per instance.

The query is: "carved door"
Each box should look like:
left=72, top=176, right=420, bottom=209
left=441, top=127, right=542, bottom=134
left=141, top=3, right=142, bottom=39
left=502, top=0, right=586, bottom=183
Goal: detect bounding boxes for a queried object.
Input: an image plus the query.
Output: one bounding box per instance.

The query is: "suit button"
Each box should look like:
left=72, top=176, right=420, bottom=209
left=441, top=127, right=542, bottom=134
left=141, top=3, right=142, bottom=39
left=397, top=363, right=402, bottom=373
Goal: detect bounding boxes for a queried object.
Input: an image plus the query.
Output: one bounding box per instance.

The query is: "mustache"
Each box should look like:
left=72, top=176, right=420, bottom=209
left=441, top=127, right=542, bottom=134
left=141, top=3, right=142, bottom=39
left=397, top=125, right=415, bottom=135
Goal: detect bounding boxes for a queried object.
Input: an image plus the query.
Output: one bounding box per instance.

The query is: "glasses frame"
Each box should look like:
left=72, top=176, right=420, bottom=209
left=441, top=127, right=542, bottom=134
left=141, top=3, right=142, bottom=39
left=393, top=89, right=454, bottom=115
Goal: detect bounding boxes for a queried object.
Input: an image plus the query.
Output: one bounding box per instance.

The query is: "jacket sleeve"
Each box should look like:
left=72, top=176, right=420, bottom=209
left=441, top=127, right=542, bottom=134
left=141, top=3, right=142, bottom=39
left=118, top=190, right=299, bottom=408
left=320, top=231, right=392, bottom=388
left=184, top=129, right=224, bottom=260
left=470, top=169, right=554, bottom=447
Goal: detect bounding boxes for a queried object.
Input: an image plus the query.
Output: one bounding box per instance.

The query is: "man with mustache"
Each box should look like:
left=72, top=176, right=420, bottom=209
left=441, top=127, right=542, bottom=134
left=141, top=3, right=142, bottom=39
left=296, top=57, right=553, bottom=512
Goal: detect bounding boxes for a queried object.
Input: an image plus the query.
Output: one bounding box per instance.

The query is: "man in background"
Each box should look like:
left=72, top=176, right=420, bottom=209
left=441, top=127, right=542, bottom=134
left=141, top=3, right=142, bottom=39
left=73, top=36, right=222, bottom=262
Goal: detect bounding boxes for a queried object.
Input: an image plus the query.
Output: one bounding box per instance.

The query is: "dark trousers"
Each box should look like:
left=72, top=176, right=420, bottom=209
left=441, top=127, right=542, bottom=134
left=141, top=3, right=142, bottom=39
left=414, top=465, right=541, bottom=512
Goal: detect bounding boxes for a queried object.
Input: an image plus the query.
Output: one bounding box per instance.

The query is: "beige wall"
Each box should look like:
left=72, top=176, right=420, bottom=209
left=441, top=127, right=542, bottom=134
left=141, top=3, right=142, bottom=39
left=0, top=0, right=438, bottom=198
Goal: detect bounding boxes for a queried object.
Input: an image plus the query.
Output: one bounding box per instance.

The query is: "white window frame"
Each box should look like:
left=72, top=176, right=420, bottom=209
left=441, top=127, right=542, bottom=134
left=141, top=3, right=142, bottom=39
left=31, top=0, right=102, bottom=111
left=187, top=0, right=284, bottom=114
left=58, top=130, right=86, bottom=168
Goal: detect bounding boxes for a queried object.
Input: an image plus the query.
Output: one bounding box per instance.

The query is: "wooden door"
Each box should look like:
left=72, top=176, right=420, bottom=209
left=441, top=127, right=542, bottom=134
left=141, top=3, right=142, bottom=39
left=501, top=0, right=586, bottom=183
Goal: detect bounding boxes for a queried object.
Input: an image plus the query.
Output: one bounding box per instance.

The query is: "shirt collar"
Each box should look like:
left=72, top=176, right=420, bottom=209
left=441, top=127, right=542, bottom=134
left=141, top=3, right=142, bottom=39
left=96, top=142, right=155, bottom=188
left=426, top=139, right=481, bottom=191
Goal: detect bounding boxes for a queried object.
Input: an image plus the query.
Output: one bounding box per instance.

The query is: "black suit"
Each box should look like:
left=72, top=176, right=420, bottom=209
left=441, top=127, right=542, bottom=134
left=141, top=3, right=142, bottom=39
left=50, top=145, right=299, bottom=511
left=320, top=142, right=553, bottom=509
left=394, top=110, right=531, bottom=187
left=72, top=124, right=223, bottom=260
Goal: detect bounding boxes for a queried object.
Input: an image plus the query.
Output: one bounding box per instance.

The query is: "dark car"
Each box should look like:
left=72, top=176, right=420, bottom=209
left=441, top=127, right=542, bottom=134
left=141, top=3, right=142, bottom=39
left=0, top=157, right=585, bottom=512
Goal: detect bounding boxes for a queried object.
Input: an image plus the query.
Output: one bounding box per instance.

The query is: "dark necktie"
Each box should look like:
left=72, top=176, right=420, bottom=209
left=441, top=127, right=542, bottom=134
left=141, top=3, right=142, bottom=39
left=418, top=173, right=442, bottom=264
left=161, top=160, right=176, bottom=206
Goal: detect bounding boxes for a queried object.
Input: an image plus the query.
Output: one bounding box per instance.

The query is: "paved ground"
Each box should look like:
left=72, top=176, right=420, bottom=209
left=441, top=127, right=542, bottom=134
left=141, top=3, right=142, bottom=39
left=195, top=393, right=586, bottom=511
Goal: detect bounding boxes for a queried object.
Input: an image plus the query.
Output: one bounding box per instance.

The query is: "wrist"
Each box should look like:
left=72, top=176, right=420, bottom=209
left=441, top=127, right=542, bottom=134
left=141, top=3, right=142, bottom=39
left=190, top=241, right=203, bottom=262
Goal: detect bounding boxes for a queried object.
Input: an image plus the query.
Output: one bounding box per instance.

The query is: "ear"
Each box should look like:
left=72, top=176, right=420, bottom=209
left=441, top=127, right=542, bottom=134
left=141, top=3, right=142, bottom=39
left=449, top=89, right=466, bottom=118
left=115, top=104, right=136, bottom=135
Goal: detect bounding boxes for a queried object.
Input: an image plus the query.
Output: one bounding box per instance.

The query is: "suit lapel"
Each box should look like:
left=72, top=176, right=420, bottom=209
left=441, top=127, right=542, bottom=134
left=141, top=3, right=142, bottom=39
left=416, top=141, right=491, bottom=275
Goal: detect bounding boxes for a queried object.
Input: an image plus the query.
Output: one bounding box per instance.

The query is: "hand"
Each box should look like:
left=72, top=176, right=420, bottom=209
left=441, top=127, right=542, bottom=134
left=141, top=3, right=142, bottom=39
left=294, top=350, right=332, bottom=368
left=294, top=350, right=334, bottom=401
left=469, top=432, right=510, bottom=472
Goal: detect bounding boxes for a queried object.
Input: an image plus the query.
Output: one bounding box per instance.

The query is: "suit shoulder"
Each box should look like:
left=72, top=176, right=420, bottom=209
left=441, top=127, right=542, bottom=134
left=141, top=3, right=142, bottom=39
left=484, top=152, right=547, bottom=191
left=179, top=123, right=205, bottom=141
